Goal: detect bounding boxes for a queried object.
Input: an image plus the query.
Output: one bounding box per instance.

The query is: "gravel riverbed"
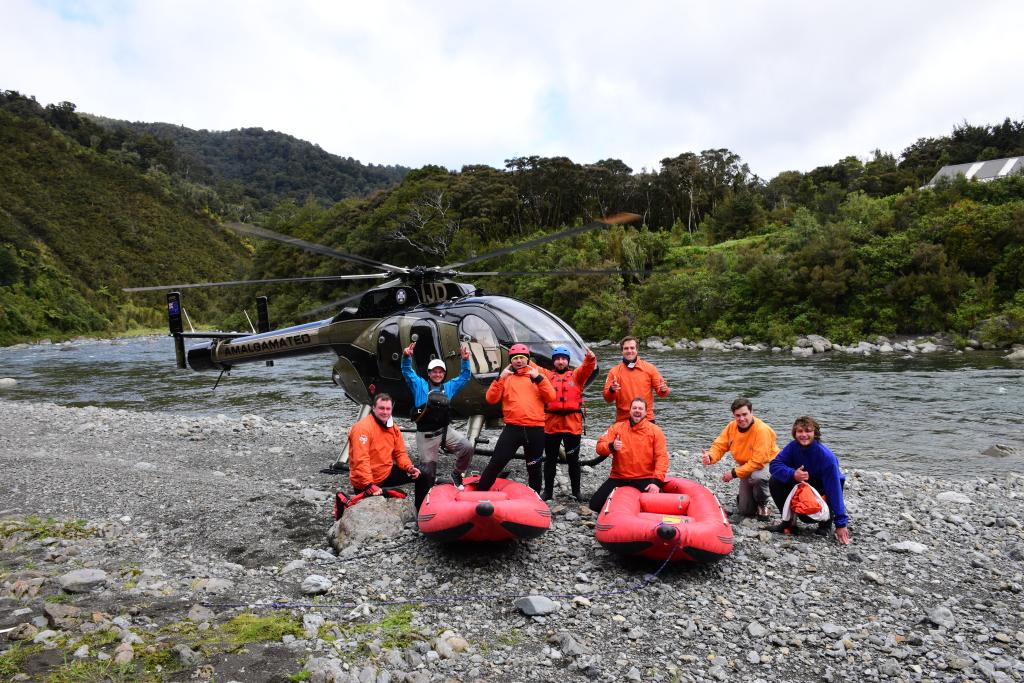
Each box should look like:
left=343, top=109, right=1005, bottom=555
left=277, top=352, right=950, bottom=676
left=1, top=399, right=1023, bottom=682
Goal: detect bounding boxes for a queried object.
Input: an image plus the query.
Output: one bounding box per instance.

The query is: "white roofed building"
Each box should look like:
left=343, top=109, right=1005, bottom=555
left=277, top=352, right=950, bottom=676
left=925, top=156, right=1024, bottom=187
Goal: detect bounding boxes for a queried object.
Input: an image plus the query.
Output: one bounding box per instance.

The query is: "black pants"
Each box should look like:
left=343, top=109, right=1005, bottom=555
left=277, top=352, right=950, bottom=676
left=588, top=477, right=661, bottom=513
left=414, top=461, right=436, bottom=511
left=478, top=425, right=545, bottom=492
left=768, top=476, right=844, bottom=525
left=543, top=432, right=582, bottom=498
left=357, top=465, right=415, bottom=495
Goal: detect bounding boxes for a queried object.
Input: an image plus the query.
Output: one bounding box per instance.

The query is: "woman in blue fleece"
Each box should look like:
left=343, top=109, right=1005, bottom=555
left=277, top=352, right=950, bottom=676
left=768, top=416, right=851, bottom=545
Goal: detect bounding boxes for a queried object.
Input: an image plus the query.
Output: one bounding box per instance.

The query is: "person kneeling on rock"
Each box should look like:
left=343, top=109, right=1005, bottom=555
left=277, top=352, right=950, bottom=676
left=588, top=397, right=669, bottom=513
left=767, top=416, right=850, bottom=545
left=345, top=393, right=420, bottom=506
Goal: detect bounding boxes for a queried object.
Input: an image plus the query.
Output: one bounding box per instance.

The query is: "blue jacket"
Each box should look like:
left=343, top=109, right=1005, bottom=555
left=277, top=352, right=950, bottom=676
left=401, top=355, right=472, bottom=409
left=770, top=440, right=849, bottom=528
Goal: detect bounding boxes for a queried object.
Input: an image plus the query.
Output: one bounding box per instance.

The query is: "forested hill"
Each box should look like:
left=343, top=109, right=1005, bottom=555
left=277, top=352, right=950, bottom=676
left=90, top=118, right=409, bottom=211
left=0, top=91, right=252, bottom=342
left=2, top=87, right=1023, bottom=348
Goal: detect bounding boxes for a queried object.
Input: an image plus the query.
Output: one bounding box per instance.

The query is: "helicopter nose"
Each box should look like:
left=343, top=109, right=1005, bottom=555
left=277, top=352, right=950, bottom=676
left=475, top=501, right=495, bottom=517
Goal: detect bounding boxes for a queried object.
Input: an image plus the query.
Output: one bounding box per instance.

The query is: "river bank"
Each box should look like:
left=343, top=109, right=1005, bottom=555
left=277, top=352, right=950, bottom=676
left=2, top=399, right=1023, bottom=682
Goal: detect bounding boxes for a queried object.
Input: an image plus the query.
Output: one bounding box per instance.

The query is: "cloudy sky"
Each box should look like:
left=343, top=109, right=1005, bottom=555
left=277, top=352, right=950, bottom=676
left=3, top=1, right=1022, bottom=179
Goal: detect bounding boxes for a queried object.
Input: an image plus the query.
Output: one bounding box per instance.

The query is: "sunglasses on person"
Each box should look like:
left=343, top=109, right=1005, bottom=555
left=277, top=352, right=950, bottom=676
left=510, top=354, right=528, bottom=362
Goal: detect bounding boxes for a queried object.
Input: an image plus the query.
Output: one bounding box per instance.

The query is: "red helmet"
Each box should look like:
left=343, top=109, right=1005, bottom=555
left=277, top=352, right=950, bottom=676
left=509, top=343, right=530, bottom=356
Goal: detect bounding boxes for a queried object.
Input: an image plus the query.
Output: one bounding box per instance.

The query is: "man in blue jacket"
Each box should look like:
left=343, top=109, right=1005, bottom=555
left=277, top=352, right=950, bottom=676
left=768, top=416, right=851, bottom=545
left=402, top=342, right=475, bottom=508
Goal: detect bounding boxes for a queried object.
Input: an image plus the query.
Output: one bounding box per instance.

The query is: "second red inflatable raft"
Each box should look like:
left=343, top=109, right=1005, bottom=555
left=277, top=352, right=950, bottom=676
left=594, top=477, right=733, bottom=562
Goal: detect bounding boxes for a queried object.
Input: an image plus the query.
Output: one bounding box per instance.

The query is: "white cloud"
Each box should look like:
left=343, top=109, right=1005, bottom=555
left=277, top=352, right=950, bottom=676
left=2, top=0, right=1022, bottom=178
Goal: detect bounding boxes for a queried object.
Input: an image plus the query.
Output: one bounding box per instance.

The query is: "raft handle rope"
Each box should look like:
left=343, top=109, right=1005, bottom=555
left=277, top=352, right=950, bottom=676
left=202, top=539, right=681, bottom=612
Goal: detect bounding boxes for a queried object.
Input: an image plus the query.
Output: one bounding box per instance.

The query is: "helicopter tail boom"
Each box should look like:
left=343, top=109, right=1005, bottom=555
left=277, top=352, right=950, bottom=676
left=186, top=320, right=334, bottom=371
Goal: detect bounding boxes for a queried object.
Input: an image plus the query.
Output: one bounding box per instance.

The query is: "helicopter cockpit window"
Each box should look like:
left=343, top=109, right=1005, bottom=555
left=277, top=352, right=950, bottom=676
left=458, top=314, right=500, bottom=374
left=489, top=298, right=580, bottom=346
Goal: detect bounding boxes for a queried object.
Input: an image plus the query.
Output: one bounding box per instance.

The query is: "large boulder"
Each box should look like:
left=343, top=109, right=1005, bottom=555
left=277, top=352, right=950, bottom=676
left=329, top=495, right=416, bottom=553
left=56, top=569, right=108, bottom=593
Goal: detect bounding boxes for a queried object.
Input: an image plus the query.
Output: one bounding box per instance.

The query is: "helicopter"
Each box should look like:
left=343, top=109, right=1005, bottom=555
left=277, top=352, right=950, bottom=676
left=125, top=212, right=642, bottom=467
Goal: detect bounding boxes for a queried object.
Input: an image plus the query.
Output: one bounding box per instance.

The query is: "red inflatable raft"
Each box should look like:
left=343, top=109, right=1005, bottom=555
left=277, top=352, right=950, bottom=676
left=594, top=477, right=733, bottom=562
left=417, top=476, right=551, bottom=542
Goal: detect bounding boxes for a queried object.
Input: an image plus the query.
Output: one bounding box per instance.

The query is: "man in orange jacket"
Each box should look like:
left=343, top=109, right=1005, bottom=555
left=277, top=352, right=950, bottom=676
left=701, top=397, right=777, bottom=521
left=589, top=397, right=669, bottom=513
left=540, top=345, right=597, bottom=501
left=477, top=343, right=556, bottom=493
left=603, top=336, right=669, bottom=422
left=347, top=393, right=421, bottom=499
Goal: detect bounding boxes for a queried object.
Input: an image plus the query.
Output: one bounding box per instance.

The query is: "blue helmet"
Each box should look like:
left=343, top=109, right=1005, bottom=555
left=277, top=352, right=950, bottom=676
left=551, top=346, right=571, bottom=360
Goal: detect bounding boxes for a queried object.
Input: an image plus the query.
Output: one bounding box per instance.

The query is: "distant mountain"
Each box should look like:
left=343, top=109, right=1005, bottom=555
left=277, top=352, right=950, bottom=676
left=90, top=118, right=409, bottom=210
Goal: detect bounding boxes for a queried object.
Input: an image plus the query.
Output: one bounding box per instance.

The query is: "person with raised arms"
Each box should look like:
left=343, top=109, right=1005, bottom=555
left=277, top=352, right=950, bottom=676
left=476, top=343, right=556, bottom=493
left=401, top=341, right=475, bottom=509
left=539, top=345, right=597, bottom=501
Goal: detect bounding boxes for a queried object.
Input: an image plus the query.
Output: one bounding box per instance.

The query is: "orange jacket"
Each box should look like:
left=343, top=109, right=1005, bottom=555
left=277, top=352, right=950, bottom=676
left=485, top=363, right=556, bottom=427
left=707, top=416, right=779, bottom=478
left=602, top=358, right=669, bottom=421
left=347, top=413, right=414, bottom=491
left=596, top=418, right=669, bottom=480
left=540, top=353, right=597, bottom=435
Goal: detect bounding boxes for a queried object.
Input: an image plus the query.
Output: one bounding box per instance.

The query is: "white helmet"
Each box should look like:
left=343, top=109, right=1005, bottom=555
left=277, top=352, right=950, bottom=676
left=427, top=359, right=447, bottom=372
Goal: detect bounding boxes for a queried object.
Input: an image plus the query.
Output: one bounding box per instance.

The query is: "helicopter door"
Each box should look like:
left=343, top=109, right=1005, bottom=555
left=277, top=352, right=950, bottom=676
left=376, top=321, right=403, bottom=379
left=458, top=314, right=501, bottom=375
left=410, top=320, right=442, bottom=370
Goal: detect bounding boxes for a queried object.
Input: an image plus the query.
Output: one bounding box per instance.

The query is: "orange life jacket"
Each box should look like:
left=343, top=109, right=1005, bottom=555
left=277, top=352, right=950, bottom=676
left=546, top=370, right=583, bottom=414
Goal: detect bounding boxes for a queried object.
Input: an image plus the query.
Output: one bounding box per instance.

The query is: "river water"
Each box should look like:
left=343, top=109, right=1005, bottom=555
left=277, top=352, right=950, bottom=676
left=1, top=336, right=1022, bottom=478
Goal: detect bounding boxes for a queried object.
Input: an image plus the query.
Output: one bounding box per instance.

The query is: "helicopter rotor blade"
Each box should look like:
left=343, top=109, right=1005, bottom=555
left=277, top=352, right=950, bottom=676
left=440, top=212, right=641, bottom=270
left=456, top=268, right=663, bottom=277
left=224, top=222, right=409, bottom=274
left=122, top=273, right=390, bottom=293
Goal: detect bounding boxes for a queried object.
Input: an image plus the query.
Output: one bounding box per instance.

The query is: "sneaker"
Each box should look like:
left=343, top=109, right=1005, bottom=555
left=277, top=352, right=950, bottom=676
left=815, top=520, right=833, bottom=536
left=451, top=470, right=464, bottom=487
left=766, top=521, right=795, bottom=534
left=756, top=504, right=771, bottom=521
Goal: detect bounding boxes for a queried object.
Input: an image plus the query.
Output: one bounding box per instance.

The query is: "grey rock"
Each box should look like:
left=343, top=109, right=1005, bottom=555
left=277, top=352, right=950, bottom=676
left=43, top=602, right=82, bottom=629
left=306, top=656, right=346, bottom=683
left=936, top=491, right=973, bottom=504
left=926, top=605, right=955, bottom=629
left=56, top=568, right=108, bottom=593
left=188, top=604, right=214, bottom=623
left=173, top=644, right=201, bottom=666
left=515, top=595, right=557, bottom=616
left=747, top=621, right=767, bottom=637
left=194, top=577, right=234, bottom=593
left=304, top=613, right=326, bottom=638
left=889, top=541, right=927, bottom=554
left=301, top=574, right=333, bottom=595
left=330, top=496, right=416, bottom=552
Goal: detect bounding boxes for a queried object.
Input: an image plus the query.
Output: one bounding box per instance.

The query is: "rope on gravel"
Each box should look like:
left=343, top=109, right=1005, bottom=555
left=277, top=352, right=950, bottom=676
left=201, top=540, right=680, bottom=612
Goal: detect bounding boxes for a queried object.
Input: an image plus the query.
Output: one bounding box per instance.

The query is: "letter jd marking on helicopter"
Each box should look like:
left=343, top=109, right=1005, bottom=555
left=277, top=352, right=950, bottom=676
left=220, top=333, right=313, bottom=358
left=420, top=282, right=448, bottom=304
